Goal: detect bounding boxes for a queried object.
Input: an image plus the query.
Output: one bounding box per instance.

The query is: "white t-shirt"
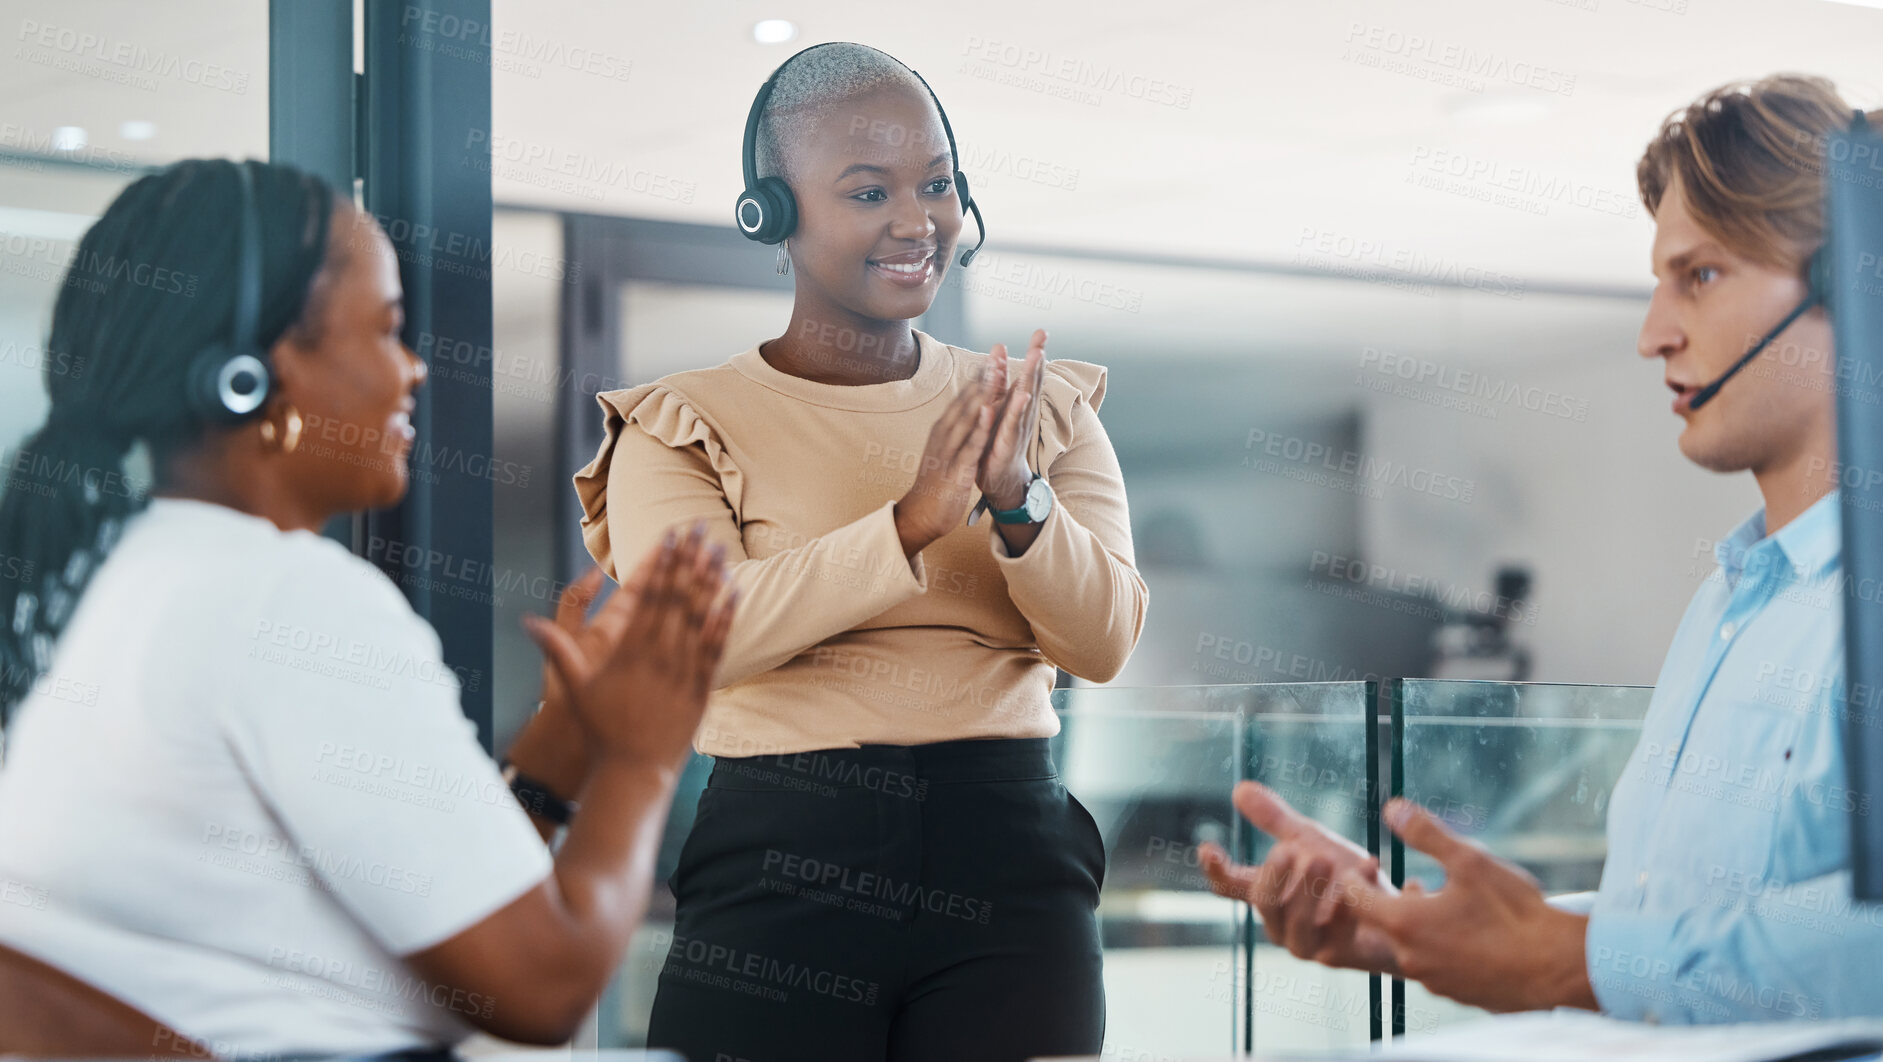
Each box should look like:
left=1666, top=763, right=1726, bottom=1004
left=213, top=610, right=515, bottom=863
left=0, top=497, right=554, bottom=1057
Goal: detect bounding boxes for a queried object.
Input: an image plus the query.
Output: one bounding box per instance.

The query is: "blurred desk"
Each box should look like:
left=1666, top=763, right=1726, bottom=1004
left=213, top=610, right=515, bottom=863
left=1039, top=1011, right=1883, bottom=1061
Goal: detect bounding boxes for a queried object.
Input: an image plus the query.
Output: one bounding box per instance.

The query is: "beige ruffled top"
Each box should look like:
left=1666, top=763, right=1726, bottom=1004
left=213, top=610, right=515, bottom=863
left=571, top=329, right=1146, bottom=756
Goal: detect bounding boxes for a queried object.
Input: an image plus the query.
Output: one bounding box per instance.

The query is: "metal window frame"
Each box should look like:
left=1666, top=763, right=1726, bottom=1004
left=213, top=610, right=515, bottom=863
left=270, top=0, right=498, bottom=750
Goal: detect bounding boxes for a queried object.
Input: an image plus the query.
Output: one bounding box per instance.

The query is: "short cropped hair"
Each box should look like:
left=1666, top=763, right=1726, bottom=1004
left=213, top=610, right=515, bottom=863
left=754, top=43, right=932, bottom=185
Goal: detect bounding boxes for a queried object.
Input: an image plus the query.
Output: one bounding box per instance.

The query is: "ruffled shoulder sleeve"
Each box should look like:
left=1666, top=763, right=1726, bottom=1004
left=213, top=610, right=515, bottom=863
left=1030, top=358, right=1109, bottom=471
left=570, top=383, right=746, bottom=578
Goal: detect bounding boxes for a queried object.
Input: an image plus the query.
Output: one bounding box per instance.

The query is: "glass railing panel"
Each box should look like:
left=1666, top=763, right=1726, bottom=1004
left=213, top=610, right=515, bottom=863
left=1237, top=681, right=1380, bottom=1056
left=1051, top=686, right=1247, bottom=1062
left=1391, top=680, right=1653, bottom=1036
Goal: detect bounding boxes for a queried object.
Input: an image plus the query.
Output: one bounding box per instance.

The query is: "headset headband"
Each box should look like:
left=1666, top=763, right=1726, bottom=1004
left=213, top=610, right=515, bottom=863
left=231, top=161, right=261, bottom=355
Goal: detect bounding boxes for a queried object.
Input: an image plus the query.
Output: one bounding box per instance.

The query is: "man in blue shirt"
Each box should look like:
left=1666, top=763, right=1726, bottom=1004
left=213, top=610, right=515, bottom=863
left=1202, top=75, right=1883, bottom=1021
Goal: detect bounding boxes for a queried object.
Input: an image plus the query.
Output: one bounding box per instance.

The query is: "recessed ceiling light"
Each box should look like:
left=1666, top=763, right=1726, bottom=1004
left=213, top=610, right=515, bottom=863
left=120, top=120, right=157, bottom=140
left=51, top=126, right=87, bottom=151
left=753, top=19, right=797, bottom=44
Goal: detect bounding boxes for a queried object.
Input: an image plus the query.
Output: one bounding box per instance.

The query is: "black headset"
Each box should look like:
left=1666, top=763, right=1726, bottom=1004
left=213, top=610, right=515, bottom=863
left=184, top=160, right=271, bottom=423
left=735, top=43, right=987, bottom=267
left=1687, top=109, right=1869, bottom=412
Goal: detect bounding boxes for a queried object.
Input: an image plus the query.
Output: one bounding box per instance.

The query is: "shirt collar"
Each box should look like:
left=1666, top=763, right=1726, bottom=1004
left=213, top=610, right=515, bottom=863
left=1713, top=490, right=1842, bottom=584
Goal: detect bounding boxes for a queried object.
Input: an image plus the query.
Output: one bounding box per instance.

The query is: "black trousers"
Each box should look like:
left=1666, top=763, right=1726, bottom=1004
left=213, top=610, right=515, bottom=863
left=646, top=737, right=1107, bottom=1062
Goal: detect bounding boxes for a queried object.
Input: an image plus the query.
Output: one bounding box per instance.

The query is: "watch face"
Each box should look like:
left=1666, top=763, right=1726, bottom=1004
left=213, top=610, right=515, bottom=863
left=1023, top=476, right=1052, bottom=521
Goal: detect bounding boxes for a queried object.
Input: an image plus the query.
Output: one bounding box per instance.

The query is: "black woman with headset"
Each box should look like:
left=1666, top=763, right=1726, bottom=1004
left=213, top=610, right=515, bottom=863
left=572, top=42, right=1148, bottom=1062
left=0, top=158, right=735, bottom=1056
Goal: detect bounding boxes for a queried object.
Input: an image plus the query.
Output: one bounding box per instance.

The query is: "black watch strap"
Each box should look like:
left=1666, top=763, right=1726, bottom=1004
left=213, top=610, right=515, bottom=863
left=502, top=763, right=577, bottom=826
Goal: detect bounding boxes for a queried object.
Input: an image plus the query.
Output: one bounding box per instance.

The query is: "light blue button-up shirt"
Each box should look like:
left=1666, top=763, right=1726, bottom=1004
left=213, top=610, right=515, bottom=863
left=1587, top=489, right=1883, bottom=1022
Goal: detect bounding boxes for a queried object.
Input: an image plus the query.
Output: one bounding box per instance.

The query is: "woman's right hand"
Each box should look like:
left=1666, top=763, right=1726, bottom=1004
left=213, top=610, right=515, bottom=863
left=523, top=523, right=736, bottom=779
left=893, top=367, right=997, bottom=557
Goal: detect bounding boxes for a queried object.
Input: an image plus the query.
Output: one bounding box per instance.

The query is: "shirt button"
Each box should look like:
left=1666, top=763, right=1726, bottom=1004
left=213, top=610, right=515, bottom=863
left=1720, top=621, right=1737, bottom=640
left=1637, top=871, right=1650, bottom=889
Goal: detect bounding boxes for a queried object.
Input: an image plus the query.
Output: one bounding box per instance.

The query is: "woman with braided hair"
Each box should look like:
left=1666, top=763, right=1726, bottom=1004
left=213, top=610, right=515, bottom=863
left=0, top=159, right=736, bottom=1056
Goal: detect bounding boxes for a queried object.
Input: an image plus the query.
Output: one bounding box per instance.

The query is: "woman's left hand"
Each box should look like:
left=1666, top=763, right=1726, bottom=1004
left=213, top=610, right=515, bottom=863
left=502, top=566, right=608, bottom=803
left=978, top=328, right=1048, bottom=511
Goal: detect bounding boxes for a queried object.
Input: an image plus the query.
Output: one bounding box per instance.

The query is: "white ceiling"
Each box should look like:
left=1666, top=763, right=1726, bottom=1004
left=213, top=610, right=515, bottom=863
left=3, top=0, right=1878, bottom=291
left=487, top=0, right=1883, bottom=288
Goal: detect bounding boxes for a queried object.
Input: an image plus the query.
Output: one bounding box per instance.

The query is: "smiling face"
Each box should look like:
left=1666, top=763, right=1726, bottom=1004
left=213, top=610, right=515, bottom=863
left=1637, top=174, right=1834, bottom=476
left=782, top=84, right=964, bottom=324
left=269, top=201, right=428, bottom=513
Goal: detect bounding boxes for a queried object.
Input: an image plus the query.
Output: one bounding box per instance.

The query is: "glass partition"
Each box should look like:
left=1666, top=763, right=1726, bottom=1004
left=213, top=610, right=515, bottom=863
left=1390, top=679, right=1653, bottom=1035
left=1235, top=681, right=1380, bottom=1056
left=1050, top=688, right=1246, bottom=1062
left=578, top=678, right=1658, bottom=1050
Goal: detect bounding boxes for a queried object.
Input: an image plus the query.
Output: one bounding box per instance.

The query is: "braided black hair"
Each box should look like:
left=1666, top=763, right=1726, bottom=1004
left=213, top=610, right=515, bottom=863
left=0, top=158, right=339, bottom=726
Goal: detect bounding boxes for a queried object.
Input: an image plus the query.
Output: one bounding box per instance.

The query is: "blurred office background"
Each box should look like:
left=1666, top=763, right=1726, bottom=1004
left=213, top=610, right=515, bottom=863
left=2, top=0, right=1879, bottom=1053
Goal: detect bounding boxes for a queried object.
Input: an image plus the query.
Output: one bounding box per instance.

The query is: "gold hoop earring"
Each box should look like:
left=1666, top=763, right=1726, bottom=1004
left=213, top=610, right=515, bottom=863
left=259, top=405, right=303, bottom=455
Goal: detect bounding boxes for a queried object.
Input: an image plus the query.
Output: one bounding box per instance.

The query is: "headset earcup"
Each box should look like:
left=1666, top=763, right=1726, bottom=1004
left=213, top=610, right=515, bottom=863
left=734, top=177, right=796, bottom=244
left=733, top=191, right=766, bottom=239
left=755, top=176, right=796, bottom=244
left=185, top=344, right=271, bottom=423
left=186, top=345, right=237, bottom=421
left=954, top=170, right=973, bottom=213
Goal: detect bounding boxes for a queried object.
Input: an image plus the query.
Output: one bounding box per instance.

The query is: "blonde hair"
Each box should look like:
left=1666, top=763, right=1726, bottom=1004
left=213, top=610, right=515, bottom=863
left=1637, top=74, right=1881, bottom=274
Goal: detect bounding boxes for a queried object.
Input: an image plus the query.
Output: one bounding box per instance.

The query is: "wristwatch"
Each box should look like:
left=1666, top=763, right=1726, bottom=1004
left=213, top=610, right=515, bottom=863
left=989, top=474, right=1053, bottom=525
left=502, top=762, right=577, bottom=826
